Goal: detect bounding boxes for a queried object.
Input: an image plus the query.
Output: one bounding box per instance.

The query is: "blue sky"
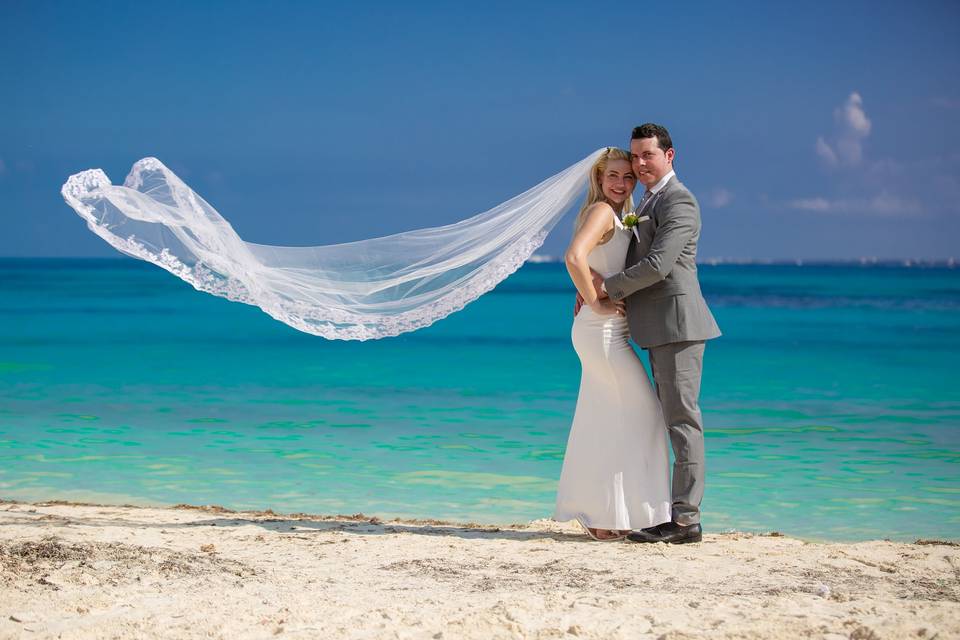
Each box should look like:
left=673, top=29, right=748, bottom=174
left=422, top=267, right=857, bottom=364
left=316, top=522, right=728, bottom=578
left=2, top=1, right=958, bottom=259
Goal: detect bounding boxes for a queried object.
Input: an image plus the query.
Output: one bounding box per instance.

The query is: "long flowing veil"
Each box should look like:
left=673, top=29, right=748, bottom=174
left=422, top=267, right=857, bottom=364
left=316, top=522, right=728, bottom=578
left=61, top=148, right=604, bottom=340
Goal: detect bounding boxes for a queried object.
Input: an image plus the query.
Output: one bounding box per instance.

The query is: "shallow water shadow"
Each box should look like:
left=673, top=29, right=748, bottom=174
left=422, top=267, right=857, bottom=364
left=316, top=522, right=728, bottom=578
left=193, top=516, right=591, bottom=543
left=0, top=502, right=591, bottom=543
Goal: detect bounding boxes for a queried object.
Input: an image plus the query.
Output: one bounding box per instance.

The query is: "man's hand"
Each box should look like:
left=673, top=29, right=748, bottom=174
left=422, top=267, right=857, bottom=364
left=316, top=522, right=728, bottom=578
left=592, top=270, right=607, bottom=299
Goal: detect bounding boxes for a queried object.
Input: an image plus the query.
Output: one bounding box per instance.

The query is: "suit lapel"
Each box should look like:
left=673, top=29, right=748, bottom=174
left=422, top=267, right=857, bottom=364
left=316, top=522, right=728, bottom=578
left=632, top=189, right=667, bottom=242
left=647, top=175, right=680, bottom=228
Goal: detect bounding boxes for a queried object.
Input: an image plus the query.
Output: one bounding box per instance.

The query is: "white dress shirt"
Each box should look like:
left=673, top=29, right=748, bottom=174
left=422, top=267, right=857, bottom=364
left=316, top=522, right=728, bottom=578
left=646, top=169, right=676, bottom=198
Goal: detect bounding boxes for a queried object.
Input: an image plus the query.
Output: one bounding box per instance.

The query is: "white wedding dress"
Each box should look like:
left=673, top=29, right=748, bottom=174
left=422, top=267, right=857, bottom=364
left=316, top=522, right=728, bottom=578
left=554, top=210, right=673, bottom=532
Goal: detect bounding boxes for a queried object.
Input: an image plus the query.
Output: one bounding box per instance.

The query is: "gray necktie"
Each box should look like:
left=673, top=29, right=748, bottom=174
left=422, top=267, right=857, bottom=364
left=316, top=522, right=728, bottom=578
left=635, top=190, right=654, bottom=215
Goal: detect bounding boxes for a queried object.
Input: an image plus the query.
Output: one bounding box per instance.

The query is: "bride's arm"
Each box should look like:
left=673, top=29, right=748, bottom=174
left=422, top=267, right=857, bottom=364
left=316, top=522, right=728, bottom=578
left=565, top=203, right=614, bottom=307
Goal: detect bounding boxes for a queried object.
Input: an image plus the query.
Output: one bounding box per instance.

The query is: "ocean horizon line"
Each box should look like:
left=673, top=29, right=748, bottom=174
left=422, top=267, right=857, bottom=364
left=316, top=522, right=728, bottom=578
left=1, top=255, right=957, bottom=268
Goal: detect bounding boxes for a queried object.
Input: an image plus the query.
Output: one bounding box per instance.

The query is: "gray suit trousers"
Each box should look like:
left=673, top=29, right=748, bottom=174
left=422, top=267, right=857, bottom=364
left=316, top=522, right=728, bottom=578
left=647, top=340, right=705, bottom=526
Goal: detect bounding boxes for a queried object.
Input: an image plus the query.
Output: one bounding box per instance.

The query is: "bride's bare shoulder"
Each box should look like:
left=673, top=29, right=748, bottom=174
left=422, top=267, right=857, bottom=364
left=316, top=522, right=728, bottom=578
left=580, top=201, right=617, bottom=228
left=572, top=202, right=618, bottom=247
left=583, top=201, right=616, bottom=217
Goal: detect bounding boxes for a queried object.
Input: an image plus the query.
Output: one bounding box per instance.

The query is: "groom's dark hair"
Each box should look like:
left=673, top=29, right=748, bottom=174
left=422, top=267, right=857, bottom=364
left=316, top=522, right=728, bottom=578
left=632, top=123, right=673, bottom=152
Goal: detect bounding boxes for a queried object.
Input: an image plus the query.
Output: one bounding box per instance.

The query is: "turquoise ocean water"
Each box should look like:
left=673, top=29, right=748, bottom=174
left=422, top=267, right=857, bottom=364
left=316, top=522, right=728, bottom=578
left=1, top=258, right=958, bottom=541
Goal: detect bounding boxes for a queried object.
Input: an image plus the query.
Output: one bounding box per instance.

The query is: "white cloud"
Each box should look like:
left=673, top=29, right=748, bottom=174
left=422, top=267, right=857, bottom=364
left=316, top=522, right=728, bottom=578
left=815, top=137, right=838, bottom=166
left=791, top=92, right=957, bottom=224
left=816, top=92, right=872, bottom=168
left=788, top=192, right=922, bottom=217
left=790, top=197, right=832, bottom=212
left=835, top=136, right=865, bottom=166
left=709, top=188, right=733, bottom=208
left=839, top=92, right=871, bottom=135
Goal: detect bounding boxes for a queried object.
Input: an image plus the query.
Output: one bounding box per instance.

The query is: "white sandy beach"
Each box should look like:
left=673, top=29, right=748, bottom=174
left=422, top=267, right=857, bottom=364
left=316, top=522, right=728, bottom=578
left=0, top=500, right=957, bottom=639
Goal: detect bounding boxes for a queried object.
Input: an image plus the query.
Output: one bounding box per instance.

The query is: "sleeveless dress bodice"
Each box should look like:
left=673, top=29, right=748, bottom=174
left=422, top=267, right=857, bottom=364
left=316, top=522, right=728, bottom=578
left=586, top=213, right=631, bottom=278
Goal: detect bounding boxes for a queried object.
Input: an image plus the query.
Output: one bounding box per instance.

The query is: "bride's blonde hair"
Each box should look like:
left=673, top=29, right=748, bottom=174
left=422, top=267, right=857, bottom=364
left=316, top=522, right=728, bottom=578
left=573, top=147, right=635, bottom=232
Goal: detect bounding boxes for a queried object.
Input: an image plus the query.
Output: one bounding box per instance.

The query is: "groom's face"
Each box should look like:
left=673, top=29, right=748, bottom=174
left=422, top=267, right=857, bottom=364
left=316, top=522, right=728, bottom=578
left=631, top=137, right=675, bottom=189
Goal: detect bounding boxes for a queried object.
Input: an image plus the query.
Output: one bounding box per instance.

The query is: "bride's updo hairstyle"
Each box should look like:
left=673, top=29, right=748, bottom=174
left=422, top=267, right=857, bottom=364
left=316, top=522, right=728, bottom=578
left=573, top=147, right=635, bottom=232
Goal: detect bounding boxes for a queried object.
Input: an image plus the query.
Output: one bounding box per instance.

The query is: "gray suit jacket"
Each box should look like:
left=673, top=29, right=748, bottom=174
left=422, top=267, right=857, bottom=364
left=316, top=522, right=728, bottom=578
left=603, top=175, right=721, bottom=349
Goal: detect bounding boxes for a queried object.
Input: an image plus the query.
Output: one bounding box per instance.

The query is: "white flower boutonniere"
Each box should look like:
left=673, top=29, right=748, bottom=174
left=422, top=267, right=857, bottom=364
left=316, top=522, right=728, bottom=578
left=621, top=214, right=650, bottom=230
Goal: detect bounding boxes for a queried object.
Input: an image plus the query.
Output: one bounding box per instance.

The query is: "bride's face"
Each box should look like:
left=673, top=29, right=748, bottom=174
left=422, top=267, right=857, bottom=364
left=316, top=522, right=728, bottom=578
left=600, top=159, right=636, bottom=206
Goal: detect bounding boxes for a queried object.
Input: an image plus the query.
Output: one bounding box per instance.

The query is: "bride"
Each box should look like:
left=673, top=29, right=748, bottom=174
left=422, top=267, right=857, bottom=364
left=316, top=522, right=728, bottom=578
left=553, top=148, right=672, bottom=541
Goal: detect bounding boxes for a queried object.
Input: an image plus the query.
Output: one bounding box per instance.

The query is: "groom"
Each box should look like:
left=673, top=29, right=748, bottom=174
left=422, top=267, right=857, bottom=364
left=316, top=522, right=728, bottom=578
left=582, top=123, right=721, bottom=544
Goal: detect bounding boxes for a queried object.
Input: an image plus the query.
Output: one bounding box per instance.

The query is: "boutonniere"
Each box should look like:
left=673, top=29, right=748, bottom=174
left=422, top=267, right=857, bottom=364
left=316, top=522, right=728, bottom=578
left=621, top=214, right=650, bottom=230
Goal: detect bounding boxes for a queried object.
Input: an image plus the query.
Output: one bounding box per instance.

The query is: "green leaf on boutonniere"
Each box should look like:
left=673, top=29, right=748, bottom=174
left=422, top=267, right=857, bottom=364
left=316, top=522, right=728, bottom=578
left=622, top=214, right=639, bottom=229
